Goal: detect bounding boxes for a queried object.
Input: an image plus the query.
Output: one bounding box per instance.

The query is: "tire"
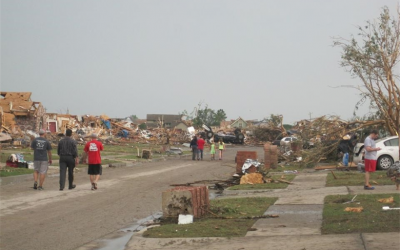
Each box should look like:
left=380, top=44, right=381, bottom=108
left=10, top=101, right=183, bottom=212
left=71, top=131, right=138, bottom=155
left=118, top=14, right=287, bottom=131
left=377, top=155, right=394, bottom=170
left=207, top=132, right=214, bottom=139
left=238, top=134, right=244, bottom=140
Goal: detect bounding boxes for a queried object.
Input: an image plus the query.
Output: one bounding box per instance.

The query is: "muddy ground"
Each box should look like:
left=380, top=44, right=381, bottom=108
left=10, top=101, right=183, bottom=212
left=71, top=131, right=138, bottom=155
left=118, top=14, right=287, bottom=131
left=0, top=145, right=264, bottom=250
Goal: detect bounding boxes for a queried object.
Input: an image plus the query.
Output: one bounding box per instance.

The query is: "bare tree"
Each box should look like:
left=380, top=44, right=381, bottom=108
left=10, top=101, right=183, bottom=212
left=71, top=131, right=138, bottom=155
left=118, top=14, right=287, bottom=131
left=333, top=6, right=400, bottom=139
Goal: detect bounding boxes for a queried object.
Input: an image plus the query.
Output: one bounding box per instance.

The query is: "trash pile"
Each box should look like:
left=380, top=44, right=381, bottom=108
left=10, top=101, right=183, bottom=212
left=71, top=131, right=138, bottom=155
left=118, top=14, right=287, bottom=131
left=6, top=153, right=29, bottom=168
left=0, top=112, right=195, bottom=147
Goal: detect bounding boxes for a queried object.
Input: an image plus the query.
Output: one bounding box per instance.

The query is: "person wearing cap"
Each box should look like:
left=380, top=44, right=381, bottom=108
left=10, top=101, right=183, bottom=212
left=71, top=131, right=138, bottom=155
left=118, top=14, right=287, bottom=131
left=31, top=129, right=52, bottom=190
left=84, top=133, right=104, bottom=190
left=58, top=129, right=79, bottom=190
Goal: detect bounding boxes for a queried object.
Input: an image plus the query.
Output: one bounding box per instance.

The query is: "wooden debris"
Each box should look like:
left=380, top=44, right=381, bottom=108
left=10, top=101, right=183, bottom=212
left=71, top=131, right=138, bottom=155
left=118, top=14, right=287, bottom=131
left=344, top=207, right=363, bottom=213
left=378, top=197, right=394, bottom=203
left=277, top=179, right=293, bottom=184
left=330, top=170, right=337, bottom=179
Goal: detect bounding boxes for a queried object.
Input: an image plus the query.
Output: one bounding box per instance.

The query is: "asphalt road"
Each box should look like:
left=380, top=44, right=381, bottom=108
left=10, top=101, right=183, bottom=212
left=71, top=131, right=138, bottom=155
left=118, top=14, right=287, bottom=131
left=0, top=146, right=264, bottom=250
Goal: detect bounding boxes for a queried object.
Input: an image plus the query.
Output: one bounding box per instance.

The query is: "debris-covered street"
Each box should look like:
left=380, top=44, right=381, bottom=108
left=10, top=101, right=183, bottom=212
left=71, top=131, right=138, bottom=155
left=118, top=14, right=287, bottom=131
left=2, top=1, right=400, bottom=250
left=0, top=146, right=262, bottom=250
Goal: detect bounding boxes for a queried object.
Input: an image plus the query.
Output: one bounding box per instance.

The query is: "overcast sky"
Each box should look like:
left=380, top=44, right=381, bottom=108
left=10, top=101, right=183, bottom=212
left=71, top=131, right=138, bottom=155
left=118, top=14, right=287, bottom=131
left=1, top=0, right=398, bottom=124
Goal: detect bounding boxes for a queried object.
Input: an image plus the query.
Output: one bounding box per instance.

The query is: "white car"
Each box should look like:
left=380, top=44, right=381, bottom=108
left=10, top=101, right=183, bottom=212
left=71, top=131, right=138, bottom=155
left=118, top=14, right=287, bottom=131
left=353, top=136, right=399, bottom=170
left=280, top=137, right=297, bottom=145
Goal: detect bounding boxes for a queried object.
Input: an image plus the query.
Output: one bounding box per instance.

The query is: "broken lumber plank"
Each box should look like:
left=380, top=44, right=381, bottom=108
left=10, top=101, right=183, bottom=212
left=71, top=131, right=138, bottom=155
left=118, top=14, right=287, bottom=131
left=277, top=179, right=293, bottom=184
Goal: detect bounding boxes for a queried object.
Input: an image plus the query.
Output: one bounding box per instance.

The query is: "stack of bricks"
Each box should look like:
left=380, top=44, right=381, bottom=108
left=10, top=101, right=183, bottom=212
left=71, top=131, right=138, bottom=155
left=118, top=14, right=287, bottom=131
left=236, top=151, right=258, bottom=174
left=162, top=185, right=209, bottom=218
left=264, top=143, right=278, bottom=169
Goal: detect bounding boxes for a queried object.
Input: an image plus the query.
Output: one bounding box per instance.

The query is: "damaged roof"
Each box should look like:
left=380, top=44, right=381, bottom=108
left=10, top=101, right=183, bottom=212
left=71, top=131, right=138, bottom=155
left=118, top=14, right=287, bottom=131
left=0, top=92, right=43, bottom=116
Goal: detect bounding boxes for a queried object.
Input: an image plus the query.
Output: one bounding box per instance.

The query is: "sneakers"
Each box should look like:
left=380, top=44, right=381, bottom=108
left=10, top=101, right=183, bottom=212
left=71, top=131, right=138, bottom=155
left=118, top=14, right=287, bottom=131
left=364, top=185, right=375, bottom=190
left=91, top=183, right=95, bottom=190
left=38, top=186, right=43, bottom=191
left=94, top=183, right=97, bottom=190
left=33, top=182, right=38, bottom=190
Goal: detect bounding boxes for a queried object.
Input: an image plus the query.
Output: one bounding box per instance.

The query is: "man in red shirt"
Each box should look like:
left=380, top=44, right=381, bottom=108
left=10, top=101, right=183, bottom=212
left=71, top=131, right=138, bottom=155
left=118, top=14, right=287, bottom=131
left=197, top=135, right=206, bottom=161
left=84, top=133, right=104, bottom=190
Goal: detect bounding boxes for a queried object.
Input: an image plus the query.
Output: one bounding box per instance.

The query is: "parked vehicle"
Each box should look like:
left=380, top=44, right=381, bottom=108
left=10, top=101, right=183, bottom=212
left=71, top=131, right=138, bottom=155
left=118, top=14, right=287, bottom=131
left=353, top=136, right=399, bottom=170
left=280, top=136, right=297, bottom=146
left=214, top=129, right=245, bottom=144
left=200, top=125, right=244, bottom=144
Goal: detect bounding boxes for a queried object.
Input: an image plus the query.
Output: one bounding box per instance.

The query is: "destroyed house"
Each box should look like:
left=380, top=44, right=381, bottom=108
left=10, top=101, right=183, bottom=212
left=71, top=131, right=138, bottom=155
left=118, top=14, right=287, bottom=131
left=146, top=114, right=183, bottom=129
left=230, top=117, right=248, bottom=129
left=0, top=92, right=45, bottom=132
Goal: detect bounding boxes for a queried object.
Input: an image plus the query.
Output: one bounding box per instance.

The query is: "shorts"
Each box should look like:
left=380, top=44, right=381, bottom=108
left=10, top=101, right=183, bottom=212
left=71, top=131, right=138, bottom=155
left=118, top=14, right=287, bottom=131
left=364, top=159, right=377, bottom=172
left=88, top=164, right=102, bottom=175
left=34, top=161, right=49, bottom=174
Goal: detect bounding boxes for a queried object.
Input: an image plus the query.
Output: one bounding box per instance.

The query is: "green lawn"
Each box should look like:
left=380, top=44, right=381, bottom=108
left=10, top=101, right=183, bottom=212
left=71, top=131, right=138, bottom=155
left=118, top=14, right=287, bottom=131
left=228, top=175, right=296, bottom=190
left=0, top=167, right=34, bottom=177
left=272, top=164, right=304, bottom=172
left=326, top=172, right=394, bottom=187
left=322, top=194, right=400, bottom=234
left=143, top=197, right=278, bottom=238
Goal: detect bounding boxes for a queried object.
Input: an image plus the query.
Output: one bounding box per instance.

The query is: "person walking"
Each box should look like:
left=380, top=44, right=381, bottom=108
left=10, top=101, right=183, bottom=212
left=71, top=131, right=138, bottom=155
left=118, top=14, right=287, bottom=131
left=218, top=139, right=225, bottom=160
left=209, top=141, right=216, bottom=160
left=363, top=130, right=381, bottom=190
left=84, top=133, right=104, bottom=190
left=190, top=136, right=198, bottom=161
left=31, top=129, right=52, bottom=190
left=57, top=129, right=78, bottom=191
left=197, top=135, right=205, bottom=160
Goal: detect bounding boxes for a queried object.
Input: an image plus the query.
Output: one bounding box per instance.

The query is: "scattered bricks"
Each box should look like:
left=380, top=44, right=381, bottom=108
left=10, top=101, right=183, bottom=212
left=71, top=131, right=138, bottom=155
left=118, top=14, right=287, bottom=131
left=264, top=143, right=271, bottom=169
left=236, top=151, right=258, bottom=174
left=162, top=186, right=209, bottom=219
left=264, top=143, right=278, bottom=170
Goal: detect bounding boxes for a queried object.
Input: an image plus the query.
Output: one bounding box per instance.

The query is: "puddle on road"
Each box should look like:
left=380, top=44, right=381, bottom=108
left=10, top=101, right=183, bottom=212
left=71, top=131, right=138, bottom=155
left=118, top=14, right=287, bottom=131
left=95, top=212, right=163, bottom=250
left=92, top=190, right=222, bottom=250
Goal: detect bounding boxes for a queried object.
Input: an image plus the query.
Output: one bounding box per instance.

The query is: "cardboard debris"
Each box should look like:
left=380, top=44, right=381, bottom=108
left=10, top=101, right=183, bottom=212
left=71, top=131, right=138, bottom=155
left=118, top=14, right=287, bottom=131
left=344, top=207, right=363, bottom=213
left=378, top=197, right=394, bottom=203
left=240, top=173, right=263, bottom=185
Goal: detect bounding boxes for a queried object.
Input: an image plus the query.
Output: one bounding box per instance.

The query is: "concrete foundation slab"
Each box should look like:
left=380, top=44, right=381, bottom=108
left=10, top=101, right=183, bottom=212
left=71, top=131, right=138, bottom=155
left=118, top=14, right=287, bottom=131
left=348, top=186, right=400, bottom=195
left=246, top=205, right=322, bottom=236
left=287, top=173, right=327, bottom=190
left=125, top=234, right=365, bottom=250
left=275, top=187, right=348, bottom=205
left=363, top=232, right=400, bottom=250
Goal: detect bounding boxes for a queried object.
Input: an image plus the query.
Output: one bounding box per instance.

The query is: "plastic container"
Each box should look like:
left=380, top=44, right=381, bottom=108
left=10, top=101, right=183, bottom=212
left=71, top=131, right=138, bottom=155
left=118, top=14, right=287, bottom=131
left=27, top=162, right=34, bottom=169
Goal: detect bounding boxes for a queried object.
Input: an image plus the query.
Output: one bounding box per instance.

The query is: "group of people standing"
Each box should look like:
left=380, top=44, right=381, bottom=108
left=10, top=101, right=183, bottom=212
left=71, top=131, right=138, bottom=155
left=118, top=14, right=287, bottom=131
left=190, top=135, right=225, bottom=161
left=31, top=129, right=103, bottom=191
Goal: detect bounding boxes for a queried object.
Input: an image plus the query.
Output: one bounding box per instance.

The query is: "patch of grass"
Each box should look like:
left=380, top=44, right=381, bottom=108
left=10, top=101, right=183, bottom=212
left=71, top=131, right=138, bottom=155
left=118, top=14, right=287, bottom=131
left=228, top=175, right=296, bottom=190
left=322, top=194, right=400, bottom=234
left=326, top=172, right=393, bottom=187
left=143, top=197, right=277, bottom=238
left=0, top=167, right=34, bottom=177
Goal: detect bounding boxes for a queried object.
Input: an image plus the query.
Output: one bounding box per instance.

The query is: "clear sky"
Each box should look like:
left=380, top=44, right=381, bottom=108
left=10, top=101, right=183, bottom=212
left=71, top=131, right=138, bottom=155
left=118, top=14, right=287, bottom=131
left=1, top=0, right=398, bottom=124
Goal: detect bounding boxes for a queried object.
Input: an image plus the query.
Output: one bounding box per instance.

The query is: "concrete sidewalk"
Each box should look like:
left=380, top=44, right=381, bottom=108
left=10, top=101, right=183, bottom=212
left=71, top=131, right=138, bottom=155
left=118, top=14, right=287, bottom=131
left=122, top=172, right=400, bottom=250
left=125, top=233, right=400, bottom=250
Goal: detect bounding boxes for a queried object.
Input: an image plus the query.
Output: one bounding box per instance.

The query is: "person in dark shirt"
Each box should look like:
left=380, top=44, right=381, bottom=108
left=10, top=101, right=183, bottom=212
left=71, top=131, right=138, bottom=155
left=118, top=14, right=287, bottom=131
left=31, top=129, right=52, bottom=190
left=57, top=129, right=78, bottom=191
left=190, top=136, right=198, bottom=161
